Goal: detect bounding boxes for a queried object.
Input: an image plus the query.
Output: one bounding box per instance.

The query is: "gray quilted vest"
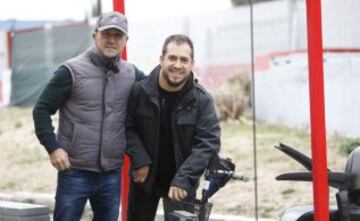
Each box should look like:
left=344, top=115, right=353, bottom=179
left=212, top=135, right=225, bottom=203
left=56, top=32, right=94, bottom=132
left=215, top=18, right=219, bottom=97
left=57, top=47, right=135, bottom=172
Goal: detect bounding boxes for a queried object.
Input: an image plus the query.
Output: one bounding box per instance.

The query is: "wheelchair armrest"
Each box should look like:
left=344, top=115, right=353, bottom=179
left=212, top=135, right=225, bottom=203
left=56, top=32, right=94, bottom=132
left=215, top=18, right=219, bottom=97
left=275, top=143, right=332, bottom=172
left=276, top=171, right=351, bottom=189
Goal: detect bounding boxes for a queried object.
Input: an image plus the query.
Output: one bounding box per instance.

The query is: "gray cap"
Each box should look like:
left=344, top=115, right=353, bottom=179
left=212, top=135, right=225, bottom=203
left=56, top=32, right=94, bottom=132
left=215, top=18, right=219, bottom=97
left=95, top=11, right=128, bottom=35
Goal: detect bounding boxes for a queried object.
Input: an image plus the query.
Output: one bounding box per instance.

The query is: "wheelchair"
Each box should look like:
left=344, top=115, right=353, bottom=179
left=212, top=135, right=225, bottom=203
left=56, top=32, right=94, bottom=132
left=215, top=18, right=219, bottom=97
left=275, top=143, right=360, bottom=221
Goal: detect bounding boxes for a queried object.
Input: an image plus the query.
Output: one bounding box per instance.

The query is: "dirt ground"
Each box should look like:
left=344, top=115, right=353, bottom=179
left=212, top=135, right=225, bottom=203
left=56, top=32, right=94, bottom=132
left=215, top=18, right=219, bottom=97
left=0, top=107, right=350, bottom=219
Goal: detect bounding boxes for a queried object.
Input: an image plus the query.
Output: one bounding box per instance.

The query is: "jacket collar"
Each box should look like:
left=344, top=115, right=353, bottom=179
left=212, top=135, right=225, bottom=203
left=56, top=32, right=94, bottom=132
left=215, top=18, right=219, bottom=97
left=142, top=65, right=161, bottom=97
left=87, top=46, right=121, bottom=73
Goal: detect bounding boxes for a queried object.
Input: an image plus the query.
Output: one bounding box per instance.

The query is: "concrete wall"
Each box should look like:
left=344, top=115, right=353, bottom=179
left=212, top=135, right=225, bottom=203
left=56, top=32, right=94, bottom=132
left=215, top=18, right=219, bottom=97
left=0, top=31, right=9, bottom=107
left=255, top=52, right=360, bottom=137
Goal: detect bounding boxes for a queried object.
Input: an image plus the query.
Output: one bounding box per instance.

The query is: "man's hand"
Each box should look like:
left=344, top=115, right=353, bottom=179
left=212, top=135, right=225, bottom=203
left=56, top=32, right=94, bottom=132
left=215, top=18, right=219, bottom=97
left=132, top=165, right=149, bottom=183
left=168, top=186, right=188, bottom=201
left=50, top=148, right=71, bottom=171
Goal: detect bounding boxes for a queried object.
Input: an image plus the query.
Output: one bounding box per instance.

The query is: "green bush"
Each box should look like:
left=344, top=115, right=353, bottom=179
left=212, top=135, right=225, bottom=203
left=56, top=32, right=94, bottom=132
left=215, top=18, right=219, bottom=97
left=340, top=138, right=360, bottom=155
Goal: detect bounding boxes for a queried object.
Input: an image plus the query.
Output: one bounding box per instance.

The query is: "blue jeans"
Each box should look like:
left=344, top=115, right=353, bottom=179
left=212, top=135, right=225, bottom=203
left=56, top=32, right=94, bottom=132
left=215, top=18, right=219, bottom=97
left=54, top=168, right=121, bottom=221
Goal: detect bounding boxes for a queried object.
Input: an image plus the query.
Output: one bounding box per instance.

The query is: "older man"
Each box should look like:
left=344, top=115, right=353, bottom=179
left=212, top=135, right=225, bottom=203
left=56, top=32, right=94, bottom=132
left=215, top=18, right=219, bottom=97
left=33, top=11, right=144, bottom=221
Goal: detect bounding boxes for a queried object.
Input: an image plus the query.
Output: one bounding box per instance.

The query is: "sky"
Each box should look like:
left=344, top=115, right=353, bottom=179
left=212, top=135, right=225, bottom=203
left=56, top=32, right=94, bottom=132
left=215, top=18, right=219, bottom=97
left=0, top=0, right=232, bottom=21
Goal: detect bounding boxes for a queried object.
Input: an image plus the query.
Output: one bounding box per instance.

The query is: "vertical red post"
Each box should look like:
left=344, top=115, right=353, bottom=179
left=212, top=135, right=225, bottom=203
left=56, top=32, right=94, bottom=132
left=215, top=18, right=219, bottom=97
left=113, top=0, right=127, bottom=60
left=305, top=1, right=329, bottom=221
left=113, top=0, right=130, bottom=220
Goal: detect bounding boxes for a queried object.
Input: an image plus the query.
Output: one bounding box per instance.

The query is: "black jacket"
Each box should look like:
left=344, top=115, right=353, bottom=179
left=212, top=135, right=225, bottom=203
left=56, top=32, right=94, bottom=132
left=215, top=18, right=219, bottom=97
left=125, top=65, right=221, bottom=194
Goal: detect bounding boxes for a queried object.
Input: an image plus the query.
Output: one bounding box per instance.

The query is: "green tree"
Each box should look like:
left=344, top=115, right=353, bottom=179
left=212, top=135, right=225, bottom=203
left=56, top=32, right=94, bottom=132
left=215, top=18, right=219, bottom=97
left=92, top=0, right=102, bottom=17
left=231, top=0, right=275, bottom=6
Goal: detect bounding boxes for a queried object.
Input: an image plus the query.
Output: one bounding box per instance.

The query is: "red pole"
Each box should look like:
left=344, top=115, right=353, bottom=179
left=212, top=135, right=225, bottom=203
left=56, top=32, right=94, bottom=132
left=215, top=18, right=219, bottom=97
left=113, top=1, right=130, bottom=221
left=113, top=0, right=127, bottom=60
left=305, top=1, right=329, bottom=221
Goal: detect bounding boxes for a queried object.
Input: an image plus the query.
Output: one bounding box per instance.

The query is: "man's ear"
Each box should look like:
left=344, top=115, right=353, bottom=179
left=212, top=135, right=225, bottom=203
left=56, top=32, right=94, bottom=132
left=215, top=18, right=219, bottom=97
left=92, top=32, right=97, bottom=40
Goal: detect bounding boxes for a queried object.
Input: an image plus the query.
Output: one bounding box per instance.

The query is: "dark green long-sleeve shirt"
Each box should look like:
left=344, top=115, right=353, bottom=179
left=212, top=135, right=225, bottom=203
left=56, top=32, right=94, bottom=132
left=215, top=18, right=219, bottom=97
left=33, top=65, right=145, bottom=154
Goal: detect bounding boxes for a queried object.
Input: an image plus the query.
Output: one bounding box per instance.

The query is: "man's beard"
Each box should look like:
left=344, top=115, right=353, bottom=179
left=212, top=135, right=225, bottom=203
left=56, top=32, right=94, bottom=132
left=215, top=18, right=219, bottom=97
left=162, top=70, right=188, bottom=87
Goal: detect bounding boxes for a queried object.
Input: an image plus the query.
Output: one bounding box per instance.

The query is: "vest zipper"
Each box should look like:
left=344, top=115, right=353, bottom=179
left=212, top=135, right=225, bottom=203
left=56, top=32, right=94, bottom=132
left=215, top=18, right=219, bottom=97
left=99, top=75, right=109, bottom=170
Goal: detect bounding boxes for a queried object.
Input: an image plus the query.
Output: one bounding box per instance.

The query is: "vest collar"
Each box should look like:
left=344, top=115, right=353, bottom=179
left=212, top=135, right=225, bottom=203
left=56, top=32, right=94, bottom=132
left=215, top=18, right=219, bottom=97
left=87, top=46, right=121, bottom=73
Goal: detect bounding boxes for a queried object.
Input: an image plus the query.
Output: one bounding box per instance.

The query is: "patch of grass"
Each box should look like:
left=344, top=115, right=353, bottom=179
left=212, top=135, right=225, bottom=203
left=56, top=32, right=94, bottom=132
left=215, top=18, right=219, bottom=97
left=261, top=206, right=275, bottom=218
left=14, top=121, right=23, bottom=128
left=281, top=188, right=295, bottom=195
left=14, top=148, right=48, bottom=165
left=221, top=120, right=253, bottom=138
left=0, top=181, right=17, bottom=190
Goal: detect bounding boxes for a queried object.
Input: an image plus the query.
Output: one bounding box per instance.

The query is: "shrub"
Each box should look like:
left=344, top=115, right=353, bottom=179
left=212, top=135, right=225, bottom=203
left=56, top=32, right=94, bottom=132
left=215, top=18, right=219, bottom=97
left=340, top=138, right=360, bottom=155
left=213, top=71, right=251, bottom=121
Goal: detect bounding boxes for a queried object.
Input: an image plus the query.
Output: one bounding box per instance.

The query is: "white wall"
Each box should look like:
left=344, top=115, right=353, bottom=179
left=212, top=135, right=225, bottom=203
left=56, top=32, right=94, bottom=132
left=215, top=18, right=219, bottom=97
left=0, top=31, right=8, bottom=73
left=0, top=31, right=10, bottom=107
left=255, top=53, right=360, bottom=137
left=1, top=69, right=11, bottom=107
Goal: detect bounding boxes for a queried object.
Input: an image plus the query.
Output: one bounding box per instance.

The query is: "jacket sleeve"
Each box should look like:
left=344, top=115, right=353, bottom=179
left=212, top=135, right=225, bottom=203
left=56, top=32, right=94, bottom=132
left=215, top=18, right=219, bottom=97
left=171, top=93, right=221, bottom=193
left=125, top=84, right=153, bottom=170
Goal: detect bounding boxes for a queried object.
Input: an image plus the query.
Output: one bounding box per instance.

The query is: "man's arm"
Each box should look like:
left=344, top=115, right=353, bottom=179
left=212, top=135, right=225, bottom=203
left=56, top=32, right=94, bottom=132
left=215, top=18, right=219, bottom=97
left=33, top=66, right=72, bottom=170
left=171, top=93, right=221, bottom=194
left=125, top=84, right=153, bottom=182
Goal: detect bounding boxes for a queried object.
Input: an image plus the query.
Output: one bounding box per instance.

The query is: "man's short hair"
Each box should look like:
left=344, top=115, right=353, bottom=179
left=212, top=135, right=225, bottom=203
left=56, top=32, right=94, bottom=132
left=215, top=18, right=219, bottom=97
left=162, top=34, right=194, bottom=59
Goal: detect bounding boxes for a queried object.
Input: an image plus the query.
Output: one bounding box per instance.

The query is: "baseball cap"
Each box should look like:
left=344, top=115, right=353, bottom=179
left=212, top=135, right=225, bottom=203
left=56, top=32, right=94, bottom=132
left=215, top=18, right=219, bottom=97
left=95, top=11, right=128, bottom=35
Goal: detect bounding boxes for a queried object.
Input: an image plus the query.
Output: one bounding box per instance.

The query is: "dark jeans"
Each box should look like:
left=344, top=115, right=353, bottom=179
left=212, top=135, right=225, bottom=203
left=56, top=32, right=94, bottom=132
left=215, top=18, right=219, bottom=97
left=127, top=181, right=195, bottom=221
left=53, top=168, right=121, bottom=221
